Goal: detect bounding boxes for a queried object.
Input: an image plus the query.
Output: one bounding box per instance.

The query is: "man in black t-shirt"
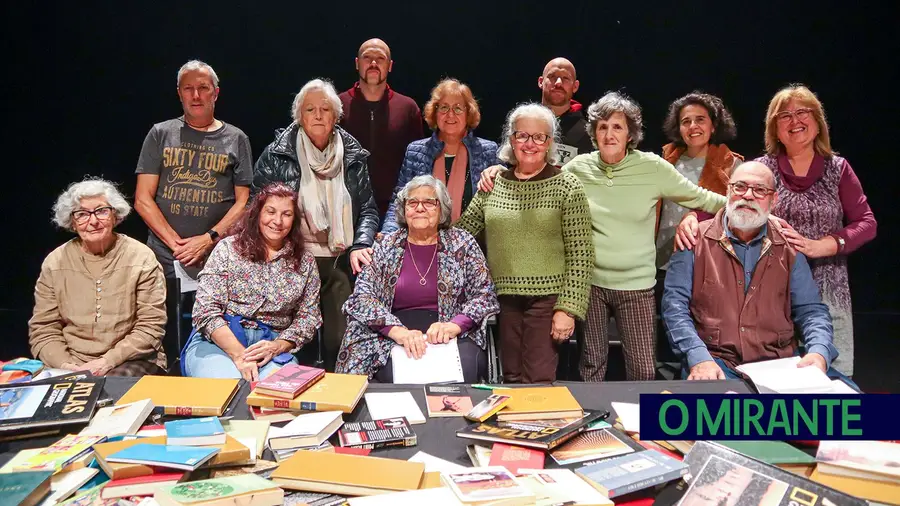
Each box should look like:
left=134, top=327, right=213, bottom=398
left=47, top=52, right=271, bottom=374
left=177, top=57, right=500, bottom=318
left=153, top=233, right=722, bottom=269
left=135, top=60, right=253, bottom=278
left=538, top=57, right=595, bottom=166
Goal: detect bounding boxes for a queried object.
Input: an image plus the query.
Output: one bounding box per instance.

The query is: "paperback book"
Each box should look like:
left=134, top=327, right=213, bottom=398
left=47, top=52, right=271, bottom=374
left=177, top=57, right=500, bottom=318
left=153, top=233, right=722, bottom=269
left=338, top=417, right=417, bottom=449
left=457, top=410, right=607, bottom=451
left=254, top=364, right=325, bottom=399
left=423, top=384, right=473, bottom=417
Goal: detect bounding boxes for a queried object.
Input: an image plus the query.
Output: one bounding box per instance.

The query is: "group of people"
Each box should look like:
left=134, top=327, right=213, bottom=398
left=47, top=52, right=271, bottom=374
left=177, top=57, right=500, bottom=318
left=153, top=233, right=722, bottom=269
left=27, top=38, right=877, bottom=389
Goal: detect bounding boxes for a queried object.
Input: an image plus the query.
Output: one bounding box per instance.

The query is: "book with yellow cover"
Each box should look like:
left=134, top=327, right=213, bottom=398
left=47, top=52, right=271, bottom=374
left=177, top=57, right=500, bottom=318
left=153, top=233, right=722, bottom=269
left=246, top=373, right=367, bottom=413
left=94, top=435, right=250, bottom=480
left=496, top=386, right=583, bottom=421
left=270, top=449, right=425, bottom=496
left=810, top=468, right=900, bottom=506
left=115, top=376, right=239, bottom=417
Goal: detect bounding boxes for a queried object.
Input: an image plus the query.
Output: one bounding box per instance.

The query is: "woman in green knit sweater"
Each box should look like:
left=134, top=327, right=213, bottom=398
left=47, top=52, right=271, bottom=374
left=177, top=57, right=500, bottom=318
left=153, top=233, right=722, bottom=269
left=455, top=103, right=593, bottom=383
left=480, top=92, right=726, bottom=382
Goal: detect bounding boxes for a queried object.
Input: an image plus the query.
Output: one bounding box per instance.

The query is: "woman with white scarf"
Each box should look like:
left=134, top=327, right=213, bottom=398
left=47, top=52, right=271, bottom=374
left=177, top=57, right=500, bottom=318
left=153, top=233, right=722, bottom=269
left=253, top=78, right=379, bottom=372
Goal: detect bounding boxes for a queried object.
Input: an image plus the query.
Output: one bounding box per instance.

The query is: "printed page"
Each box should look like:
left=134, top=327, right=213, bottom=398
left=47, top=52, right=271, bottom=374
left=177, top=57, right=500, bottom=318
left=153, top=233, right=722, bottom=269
left=390, top=340, right=464, bottom=384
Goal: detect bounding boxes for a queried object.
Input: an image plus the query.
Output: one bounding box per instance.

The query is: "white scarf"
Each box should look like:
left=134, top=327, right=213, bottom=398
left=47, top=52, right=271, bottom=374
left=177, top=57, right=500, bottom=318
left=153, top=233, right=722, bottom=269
left=296, top=127, right=354, bottom=253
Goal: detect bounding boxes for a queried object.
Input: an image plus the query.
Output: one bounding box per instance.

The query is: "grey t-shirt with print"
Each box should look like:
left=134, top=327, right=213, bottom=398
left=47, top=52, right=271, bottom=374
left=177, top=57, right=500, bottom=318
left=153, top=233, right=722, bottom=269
left=135, top=117, right=253, bottom=272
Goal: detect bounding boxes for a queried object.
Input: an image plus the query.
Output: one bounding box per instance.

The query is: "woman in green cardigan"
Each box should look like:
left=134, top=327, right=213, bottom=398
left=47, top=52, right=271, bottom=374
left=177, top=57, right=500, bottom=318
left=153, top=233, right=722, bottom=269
left=479, top=92, right=726, bottom=382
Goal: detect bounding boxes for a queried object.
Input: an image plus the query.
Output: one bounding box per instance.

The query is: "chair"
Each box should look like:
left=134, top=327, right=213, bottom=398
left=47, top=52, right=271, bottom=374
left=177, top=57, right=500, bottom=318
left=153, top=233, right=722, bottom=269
left=171, top=261, right=199, bottom=374
left=163, top=277, right=183, bottom=374
left=485, top=315, right=502, bottom=383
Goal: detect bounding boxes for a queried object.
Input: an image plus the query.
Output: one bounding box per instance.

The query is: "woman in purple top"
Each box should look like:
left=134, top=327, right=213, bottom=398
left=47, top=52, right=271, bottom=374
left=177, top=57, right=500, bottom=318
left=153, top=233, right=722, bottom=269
left=335, top=175, right=500, bottom=382
left=757, top=85, right=877, bottom=376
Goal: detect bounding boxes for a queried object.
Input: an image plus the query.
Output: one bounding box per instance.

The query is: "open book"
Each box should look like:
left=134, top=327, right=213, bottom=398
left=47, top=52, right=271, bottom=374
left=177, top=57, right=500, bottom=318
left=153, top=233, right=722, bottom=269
left=390, top=340, right=464, bottom=384
left=735, top=356, right=855, bottom=394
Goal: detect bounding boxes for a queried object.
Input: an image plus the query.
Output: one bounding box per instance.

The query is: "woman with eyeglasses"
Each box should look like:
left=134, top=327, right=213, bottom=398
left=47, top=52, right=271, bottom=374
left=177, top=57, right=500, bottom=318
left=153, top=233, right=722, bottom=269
left=29, top=178, right=168, bottom=377
left=379, top=78, right=500, bottom=236
left=455, top=103, right=593, bottom=384
left=677, top=85, right=877, bottom=377
left=336, top=176, right=499, bottom=382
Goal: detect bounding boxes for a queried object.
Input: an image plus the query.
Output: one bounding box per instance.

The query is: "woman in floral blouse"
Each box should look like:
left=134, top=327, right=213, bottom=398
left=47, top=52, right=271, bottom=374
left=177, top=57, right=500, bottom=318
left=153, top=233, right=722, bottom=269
left=335, top=175, right=499, bottom=382
left=183, top=183, right=322, bottom=381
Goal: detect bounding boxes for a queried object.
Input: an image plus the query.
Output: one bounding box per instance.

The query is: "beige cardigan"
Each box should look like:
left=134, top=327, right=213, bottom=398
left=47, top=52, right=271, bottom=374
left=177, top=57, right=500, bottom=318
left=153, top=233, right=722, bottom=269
left=28, top=234, right=168, bottom=370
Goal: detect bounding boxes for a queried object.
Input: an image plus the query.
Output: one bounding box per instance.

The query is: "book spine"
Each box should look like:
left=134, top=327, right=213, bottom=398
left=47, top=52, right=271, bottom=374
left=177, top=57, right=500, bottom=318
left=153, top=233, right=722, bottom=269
left=346, top=434, right=417, bottom=450
left=609, top=467, right=689, bottom=498
left=545, top=425, right=591, bottom=451
left=166, top=406, right=222, bottom=417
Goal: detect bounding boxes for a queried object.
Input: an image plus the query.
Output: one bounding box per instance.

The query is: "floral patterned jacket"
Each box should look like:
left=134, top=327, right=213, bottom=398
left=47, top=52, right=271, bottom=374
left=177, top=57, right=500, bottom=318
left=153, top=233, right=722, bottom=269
left=335, top=227, right=499, bottom=378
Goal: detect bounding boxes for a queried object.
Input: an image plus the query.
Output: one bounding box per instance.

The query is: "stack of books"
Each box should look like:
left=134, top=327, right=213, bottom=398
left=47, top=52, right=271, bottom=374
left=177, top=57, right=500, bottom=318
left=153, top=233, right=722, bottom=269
left=246, top=367, right=368, bottom=417
left=265, top=410, right=344, bottom=461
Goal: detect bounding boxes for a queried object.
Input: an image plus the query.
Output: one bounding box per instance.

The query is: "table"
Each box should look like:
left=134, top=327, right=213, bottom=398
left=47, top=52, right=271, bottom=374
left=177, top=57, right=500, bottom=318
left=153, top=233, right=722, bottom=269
left=0, top=377, right=752, bottom=468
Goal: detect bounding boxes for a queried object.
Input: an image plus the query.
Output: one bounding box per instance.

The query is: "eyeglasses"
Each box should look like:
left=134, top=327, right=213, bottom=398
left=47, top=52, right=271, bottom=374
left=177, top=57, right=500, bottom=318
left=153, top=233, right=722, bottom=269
left=729, top=182, right=776, bottom=198
left=512, top=131, right=550, bottom=145
left=437, top=104, right=465, bottom=115
left=775, top=108, right=813, bottom=123
left=72, top=206, right=115, bottom=223
left=405, top=199, right=439, bottom=210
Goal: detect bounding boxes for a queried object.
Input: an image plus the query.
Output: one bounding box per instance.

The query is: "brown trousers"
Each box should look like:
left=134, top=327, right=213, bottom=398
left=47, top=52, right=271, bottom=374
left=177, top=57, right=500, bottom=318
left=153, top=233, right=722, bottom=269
left=580, top=286, right=657, bottom=382
left=498, top=295, right=559, bottom=384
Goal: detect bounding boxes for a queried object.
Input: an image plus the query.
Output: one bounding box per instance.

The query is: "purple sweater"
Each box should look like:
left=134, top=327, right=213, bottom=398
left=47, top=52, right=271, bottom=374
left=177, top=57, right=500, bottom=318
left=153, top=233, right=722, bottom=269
left=374, top=243, right=475, bottom=337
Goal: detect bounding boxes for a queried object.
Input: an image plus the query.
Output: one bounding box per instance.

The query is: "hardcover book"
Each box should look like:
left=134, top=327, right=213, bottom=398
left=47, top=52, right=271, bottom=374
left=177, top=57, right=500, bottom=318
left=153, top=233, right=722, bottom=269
left=488, top=443, right=545, bottom=474
left=575, top=450, right=688, bottom=498
left=0, top=375, right=104, bottom=433
left=266, top=410, right=343, bottom=450
left=106, top=443, right=220, bottom=471
left=338, top=417, right=417, bottom=449
left=815, top=440, right=900, bottom=483
left=250, top=405, right=300, bottom=423
left=254, top=364, right=325, bottom=399
left=441, top=466, right=535, bottom=505
left=550, top=427, right=640, bottom=466
left=0, top=470, right=52, bottom=506
left=101, top=471, right=187, bottom=499
left=496, top=386, right=583, bottom=421
left=115, top=376, right=239, bottom=417
left=154, top=473, right=284, bottom=506
left=424, top=384, right=473, bottom=417
left=517, top=468, right=613, bottom=505
left=457, top=410, right=607, bottom=451
left=79, top=398, right=154, bottom=438
left=93, top=435, right=250, bottom=480
left=165, top=417, right=226, bottom=446
left=271, top=450, right=425, bottom=496
left=681, top=441, right=869, bottom=506
left=246, top=373, right=368, bottom=413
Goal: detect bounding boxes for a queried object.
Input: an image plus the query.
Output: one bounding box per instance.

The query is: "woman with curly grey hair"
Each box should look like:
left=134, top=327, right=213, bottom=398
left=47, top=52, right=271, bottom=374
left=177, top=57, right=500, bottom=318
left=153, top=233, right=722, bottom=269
left=29, top=178, right=168, bottom=377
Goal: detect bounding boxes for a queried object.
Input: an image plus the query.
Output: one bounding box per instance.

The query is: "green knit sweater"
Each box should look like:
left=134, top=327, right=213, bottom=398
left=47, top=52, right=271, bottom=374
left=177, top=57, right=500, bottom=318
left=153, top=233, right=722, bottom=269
left=455, top=170, right=593, bottom=320
left=564, top=149, right=727, bottom=290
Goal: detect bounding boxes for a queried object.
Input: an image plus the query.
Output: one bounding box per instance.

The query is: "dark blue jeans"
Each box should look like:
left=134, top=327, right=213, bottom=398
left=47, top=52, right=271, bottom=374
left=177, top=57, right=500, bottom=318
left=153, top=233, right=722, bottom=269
left=680, top=355, right=861, bottom=392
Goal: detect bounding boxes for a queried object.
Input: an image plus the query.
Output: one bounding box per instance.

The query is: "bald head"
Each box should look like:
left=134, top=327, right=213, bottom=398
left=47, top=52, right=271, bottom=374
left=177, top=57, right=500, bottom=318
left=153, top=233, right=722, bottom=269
left=356, top=38, right=393, bottom=87
left=542, top=57, right=577, bottom=80
left=357, top=38, right=391, bottom=60
left=730, top=161, right=775, bottom=189
left=539, top=57, right=580, bottom=111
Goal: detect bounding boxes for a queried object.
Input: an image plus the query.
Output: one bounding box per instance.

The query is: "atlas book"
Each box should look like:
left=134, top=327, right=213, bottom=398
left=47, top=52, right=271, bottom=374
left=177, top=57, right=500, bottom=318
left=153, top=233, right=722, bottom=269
left=495, top=386, right=583, bottom=421
left=79, top=398, right=154, bottom=437
left=246, top=373, right=368, bottom=413
left=154, top=473, right=284, bottom=506
left=253, top=364, right=325, bottom=399
left=441, top=466, right=535, bottom=505
left=106, top=443, right=220, bottom=472
left=457, top=409, right=607, bottom=451
left=464, top=393, right=512, bottom=422
left=424, top=384, right=473, bottom=417
left=0, top=374, right=104, bottom=433
left=337, top=417, right=417, bottom=449
left=165, top=416, right=227, bottom=446
left=270, top=450, right=425, bottom=496
left=266, top=410, right=343, bottom=450
left=575, top=449, right=688, bottom=498
left=0, top=470, right=53, bottom=506
left=680, top=441, right=869, bottom=506
left=115, top=376, right=240, bottom=416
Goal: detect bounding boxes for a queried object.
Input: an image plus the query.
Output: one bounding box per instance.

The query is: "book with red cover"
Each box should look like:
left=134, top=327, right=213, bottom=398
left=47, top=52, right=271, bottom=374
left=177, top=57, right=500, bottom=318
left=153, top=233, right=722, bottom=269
left=101, top=471, right=186, bottom=499
left=333, top=447, right=372, bottom=456
left=253, top=365, right=325, bottom=399
left=488, top=443, right=544, bottom=474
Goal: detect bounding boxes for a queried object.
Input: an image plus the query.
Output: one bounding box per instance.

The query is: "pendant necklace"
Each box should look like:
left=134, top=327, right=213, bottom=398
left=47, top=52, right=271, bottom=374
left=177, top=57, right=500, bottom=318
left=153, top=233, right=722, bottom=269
left=408, top=240, right=438, bottom=286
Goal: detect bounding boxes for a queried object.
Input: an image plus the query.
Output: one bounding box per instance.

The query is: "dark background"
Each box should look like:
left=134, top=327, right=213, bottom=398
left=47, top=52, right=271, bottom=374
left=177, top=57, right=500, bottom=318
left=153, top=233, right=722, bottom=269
left=3, top=2, right=897, bottom=390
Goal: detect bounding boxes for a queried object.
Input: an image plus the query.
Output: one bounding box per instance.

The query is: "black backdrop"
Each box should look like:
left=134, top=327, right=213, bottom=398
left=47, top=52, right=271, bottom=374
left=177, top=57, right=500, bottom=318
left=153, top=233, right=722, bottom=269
left=3, top=2, right=897, bottom=380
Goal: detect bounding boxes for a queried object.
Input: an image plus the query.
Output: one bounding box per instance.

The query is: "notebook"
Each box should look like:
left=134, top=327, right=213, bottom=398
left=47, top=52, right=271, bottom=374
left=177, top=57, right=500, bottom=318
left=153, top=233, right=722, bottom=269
left=735, top=356, right=834, bottom=394
left=390, top=340, right=464, bottom=384
left=364, top=392, right=426, bottom=425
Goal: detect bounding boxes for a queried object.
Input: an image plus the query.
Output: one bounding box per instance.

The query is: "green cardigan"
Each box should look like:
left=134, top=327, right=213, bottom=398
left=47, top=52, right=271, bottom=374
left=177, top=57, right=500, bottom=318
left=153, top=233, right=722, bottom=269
left=455, top=171, right=593, bottom=320
left=564, top=149, right=727, bottom=290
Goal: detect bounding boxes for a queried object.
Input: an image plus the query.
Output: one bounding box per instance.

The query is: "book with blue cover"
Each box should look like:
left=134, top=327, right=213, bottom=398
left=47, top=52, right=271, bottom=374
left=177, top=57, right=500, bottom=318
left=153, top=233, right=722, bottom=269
left=575, top=449, right=688, bottom=498
left=106, top=443, right=220, bottom=471
left=165, top=416, right=226, bottom=446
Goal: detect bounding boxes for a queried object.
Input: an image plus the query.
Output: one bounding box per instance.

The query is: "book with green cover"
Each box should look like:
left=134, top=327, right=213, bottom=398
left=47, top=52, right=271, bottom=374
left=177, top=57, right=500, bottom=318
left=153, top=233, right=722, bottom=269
left=717, top=440, right=816, bottom=465
left=0, top=470, right=53, bottom=506
left=154, top=473, right=283, bottom=505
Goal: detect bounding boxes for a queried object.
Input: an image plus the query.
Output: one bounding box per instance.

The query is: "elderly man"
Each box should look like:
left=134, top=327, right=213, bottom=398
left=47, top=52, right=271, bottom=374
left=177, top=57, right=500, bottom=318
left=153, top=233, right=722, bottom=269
left=135, top=59, right=253, bottom=278
left=662, top=161, right=846, bottom=382
left=539, top=57, right=594, bottom=165
left=339, top=38, right=423, bottom=221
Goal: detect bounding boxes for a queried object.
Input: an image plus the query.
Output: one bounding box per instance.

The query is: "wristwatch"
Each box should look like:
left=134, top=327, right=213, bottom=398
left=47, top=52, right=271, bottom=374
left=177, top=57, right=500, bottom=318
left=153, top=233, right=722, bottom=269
left=833, top=235, right=845, bottom=252
left=207, top=229, right=220, bottom=241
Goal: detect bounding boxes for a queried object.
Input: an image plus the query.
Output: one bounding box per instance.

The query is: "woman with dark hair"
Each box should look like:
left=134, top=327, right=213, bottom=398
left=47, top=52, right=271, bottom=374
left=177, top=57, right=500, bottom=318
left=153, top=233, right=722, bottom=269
left=657, top=92, right=743, bottom=270
left=183, top=183, right=322, bottom=380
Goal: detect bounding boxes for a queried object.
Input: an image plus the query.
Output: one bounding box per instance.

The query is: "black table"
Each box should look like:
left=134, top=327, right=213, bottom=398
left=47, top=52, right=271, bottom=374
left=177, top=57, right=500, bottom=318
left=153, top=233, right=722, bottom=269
left=0, top=377, right=751, bottom=467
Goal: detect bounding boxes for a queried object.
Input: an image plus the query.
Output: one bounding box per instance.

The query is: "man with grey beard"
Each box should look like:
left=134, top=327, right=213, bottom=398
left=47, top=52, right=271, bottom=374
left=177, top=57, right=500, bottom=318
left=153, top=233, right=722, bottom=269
left=661, top=161, right=854, bottom=387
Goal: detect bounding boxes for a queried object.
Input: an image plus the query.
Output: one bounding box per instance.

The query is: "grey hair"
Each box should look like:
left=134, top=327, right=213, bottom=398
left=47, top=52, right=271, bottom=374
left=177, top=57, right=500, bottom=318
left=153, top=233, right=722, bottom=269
left=394, top=175, right=453, bottom=230
left=497, top=103, right=560, bottom=166
left=177, top=60, right=219, bottom=88
left=291, top=78, right=344, bottom=123
left=52, top=178, right=131, bottom=231
left=730, top=160, right=776, bottom=188
left=586, top=91, right=644, bottom=150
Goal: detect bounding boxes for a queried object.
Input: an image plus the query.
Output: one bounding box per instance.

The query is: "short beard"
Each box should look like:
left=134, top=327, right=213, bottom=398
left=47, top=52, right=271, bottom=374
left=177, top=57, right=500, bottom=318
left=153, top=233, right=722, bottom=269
left=542, top=90, right=569, bottom=107
left=726, top=199, right=769, bottom=231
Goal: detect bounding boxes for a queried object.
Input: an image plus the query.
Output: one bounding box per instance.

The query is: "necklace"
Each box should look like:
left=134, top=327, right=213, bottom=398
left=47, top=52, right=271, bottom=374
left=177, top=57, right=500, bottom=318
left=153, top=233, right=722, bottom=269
left=407, top=240, right=438, bottom=286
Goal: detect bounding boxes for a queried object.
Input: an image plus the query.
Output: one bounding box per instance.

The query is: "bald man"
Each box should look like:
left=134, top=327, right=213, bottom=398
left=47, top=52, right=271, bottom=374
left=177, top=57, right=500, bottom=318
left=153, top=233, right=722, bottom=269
left=340, top=38, right=423, bottom=221
left=538, top=58, right=594, bottom=165
left=662, top=162, right=854, bottom=388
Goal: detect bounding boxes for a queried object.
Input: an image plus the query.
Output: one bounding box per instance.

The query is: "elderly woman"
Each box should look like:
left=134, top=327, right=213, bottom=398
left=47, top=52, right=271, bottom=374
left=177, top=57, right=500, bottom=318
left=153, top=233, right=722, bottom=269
left=480, top=92, right=727, bottom=382
left=679, top=85, right=877, bottom=377
left=457, top=103, right=593, bottom=384
left=379, top=78, right=500, bottom=235
left=253, top=78, right=379, bottom=372
left=335, top=176, right=499, bottom=382
left=28, top=179, right=167, bottom=376
left=657, top=92, right=743, bottom=271
left=184, top=183, right=322, bottom=381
